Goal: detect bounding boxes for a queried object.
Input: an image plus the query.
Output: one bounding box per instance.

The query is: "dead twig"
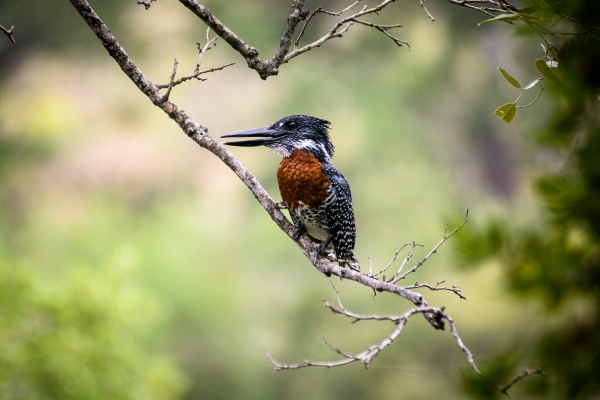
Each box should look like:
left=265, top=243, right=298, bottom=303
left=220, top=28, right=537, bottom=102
left=500, top=368, right=544, bottom=398
left=372, top=241, right=422, bottom=278
left=194, top=27, right=219, bottom=74
left=420, top=0, right=436, bottom=21
left=266, top=282, right=479, bottom=371
left=156, top=62, right=235, bottom=90
left=404, top=280, right=466, bottom=300
left=0, top=24, right=15, bottom=44
left=160, top=58, right=179, bottom=102
left=177, top=0, right=407, bottom=79
left=155, top=30, right=234, bottom=93
left=285, top=0, right=408, bottom=63
left=391, top=209, right=469, bottom=284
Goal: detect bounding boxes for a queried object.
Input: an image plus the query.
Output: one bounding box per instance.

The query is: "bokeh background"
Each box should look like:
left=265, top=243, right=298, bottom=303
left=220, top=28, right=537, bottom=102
left=0, top=0, right=574, bottom=399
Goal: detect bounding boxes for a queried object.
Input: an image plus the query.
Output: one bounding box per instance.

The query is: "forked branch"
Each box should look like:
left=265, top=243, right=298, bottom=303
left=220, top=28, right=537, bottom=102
left=266, top=281, right=479, bottom=372
left=500, top=368, right=544, bottom=398
left=155, top=30, right=235, bottom=96
left=391, top=209, right=469, bottom=284
left=0, top=24, right=15, bottom=43
left=177, top=0, right=408, bottom=79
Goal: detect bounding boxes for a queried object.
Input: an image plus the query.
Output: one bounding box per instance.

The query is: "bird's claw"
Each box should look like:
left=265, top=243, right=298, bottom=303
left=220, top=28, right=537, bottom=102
left=275, top=201, right=289, bottom=210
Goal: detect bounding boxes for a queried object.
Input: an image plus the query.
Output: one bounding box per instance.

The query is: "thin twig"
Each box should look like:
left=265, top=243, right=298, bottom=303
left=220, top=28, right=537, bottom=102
left=0, top=24, right=15, bottom=43
left=353, top=19, right=409, bottom=47
left=517, top=84, right=544, bottom=108
left=284, top=0, right=407, bottom=63
left=500, top=368, right=544, bottom=397
left=372, top=242, right=417, bottom=277
left=443, top=313, right=481, bottom=374
left=156, top=62, right=235, bottom=89
left=161, top=58, right=179, bottom=102
left=420, top=0, right=436, bottom=21
left=195, top=28, right=219, bottom=74
left=386, top=241, right=422, bottom=282
left=294, top=1, right=363, bottom=49
left=404, top=280, right=466, bottom=299
left=391, top=209, right=469, bottom=284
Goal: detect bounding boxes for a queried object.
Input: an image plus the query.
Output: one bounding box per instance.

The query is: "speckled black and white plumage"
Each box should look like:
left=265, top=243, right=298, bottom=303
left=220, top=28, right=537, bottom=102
left=221, top=115, right=357, bottom=265
left=320, top=163, right=356, bottom=262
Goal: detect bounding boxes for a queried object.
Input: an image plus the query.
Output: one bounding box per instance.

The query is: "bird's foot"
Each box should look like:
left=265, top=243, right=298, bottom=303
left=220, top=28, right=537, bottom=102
left=338, top=257, right=361, bottom=272
left=293, top=225, right=306, bottom=241
left=275, top=201, right=289, bottom=210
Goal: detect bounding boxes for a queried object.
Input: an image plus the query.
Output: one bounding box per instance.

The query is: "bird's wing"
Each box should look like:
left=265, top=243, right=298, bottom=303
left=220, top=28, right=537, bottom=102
left=321, top=164, right=356, bottom=261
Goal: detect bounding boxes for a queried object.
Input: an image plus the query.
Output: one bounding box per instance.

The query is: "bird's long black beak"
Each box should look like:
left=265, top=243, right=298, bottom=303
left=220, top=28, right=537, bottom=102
left=220, top=127, right=281, bottom=147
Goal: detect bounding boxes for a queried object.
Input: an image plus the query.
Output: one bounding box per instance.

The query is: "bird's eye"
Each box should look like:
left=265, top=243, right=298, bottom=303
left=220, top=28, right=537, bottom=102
left=285, top=121, right=297, bottom=129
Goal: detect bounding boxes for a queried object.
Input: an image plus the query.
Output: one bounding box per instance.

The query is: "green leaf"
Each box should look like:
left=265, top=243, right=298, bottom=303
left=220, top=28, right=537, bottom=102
left=498, top=67, right=522, bottom=89
left=494, top=103, right=517, bottom=124
left=478, top=14, right=520, bottom=26
left=535, top=59, right=561, bottom=85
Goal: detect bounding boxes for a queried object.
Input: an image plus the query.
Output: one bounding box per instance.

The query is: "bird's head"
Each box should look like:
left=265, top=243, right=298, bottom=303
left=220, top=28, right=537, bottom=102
left=221, top=115, right=334, bottom=162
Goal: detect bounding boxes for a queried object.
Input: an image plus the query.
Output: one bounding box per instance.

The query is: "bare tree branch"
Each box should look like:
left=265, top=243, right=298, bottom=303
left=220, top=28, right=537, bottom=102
left=500, top=368, right=544, bottom=398
left=177, top=0, right=270, bottom=78
left=69, top=0, right=475, bottom=374
left=0, top=24, right=15, bottom=44
left=371, top=241, right=423, bottom=279
left=67, top=0, right=420, bottom=310
left=284, top=0, right=408, bottom=62
left=272, top=0, right=308, bottom=66
left=153, top=31, right=234, bottom=92
left=160, top=58, right=178, bottom=101
left=155, top=61, right=235, bottom=90
left=353, top=19, right=409, bottom=48
left=177, top=0, right=407, bottom=79
left=266, top=281, right=479, bottom=371
left=194, top=28, right=218, bottom=74
left=391, top=209, right=469, bottom=284
left=420, top=0, right=436, bottom=21
left=405, top=280, right=466, bottom=299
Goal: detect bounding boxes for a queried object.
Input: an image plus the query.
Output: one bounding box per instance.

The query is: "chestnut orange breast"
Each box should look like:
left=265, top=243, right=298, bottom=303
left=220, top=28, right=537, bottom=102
left=277, top=149, right=330, bottom=209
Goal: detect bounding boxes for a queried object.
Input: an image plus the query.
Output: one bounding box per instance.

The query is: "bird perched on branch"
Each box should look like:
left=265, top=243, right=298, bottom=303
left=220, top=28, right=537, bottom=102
left=221, top=115, right=358, bottom=267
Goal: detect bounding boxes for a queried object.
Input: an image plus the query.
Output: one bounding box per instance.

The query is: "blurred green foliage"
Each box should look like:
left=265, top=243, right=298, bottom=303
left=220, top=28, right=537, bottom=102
left=457, top=0, right=600, bottom=398
left=0, top=254, right=186, bottom=399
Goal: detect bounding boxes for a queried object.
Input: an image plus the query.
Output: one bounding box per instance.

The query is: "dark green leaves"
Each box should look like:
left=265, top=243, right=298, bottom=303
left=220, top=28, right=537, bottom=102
left=535, top=59, right=561, bottom=84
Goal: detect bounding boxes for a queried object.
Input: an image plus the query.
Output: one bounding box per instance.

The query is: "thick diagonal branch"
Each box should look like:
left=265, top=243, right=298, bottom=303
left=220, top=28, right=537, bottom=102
left=68, top=0, right=466, bottom=337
